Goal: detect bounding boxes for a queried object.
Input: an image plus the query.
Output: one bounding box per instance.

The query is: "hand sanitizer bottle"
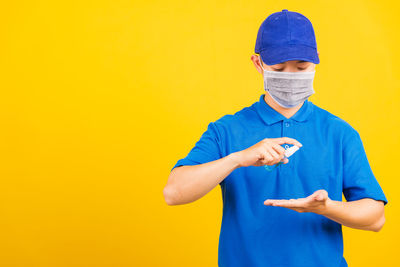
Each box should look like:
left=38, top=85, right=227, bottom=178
left=264, top=145, right=300, bottom=171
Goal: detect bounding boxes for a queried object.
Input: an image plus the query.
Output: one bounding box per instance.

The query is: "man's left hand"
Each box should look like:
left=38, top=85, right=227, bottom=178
left=263, top=189, right=331, bottom=215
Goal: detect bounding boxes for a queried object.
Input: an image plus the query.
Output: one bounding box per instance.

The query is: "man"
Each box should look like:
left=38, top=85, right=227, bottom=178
left=164, top=9, right=388, bottom=267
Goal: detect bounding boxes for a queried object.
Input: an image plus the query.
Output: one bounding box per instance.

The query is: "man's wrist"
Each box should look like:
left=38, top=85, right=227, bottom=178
left=320, top=198, right=336, bottom=216
left=227, top=152, right=242, bottom=169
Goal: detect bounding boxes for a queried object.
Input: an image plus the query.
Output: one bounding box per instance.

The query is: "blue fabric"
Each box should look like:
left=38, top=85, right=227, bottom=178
left=171, top=94, right=388, bottom=267
left=254, top=9, right=320, bottom=65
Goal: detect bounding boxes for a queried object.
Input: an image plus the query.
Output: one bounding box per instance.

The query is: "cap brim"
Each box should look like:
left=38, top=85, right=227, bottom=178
left=260, top=44, right=320, bottom=65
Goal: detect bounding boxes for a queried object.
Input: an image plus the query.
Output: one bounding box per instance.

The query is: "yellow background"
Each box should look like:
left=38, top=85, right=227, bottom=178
left=0, top=0, right=398, bottom=266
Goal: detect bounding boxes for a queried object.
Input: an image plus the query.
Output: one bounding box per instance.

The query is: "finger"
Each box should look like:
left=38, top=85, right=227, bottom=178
left=308, top=191, right=320, bottom=201
left=270, top=145, right=286, bottom=164
left=264, top=199, right=291, bottom=205
left=271, top=137, right=303, bottom=147
left=312, top=192, right=323, bottom=201
left=263, top=199, right=282, bottom=205
left=312, top=190, right=328, bottom=201
left=271, top=143, right=285, bottom=158
left=269, top=199, right=305, bottom=208
left=259, top=150, right=274, bottom=165
left=265, top=146, right=281, bottom=164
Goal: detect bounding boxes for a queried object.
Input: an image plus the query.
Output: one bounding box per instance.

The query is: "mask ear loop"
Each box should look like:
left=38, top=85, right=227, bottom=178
left=259, top=55, right=266, bottom=72
left=259, top=55, right=270, bottom=95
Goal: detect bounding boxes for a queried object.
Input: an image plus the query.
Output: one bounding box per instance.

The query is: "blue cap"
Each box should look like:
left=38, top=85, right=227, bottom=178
left=255, top=9, right=320, bottom=65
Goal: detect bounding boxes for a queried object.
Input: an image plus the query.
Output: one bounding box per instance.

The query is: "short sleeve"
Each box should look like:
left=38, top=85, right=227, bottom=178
left=171, top=122, right=222, bottom=171
left=342, top=129, right=388, bottom=206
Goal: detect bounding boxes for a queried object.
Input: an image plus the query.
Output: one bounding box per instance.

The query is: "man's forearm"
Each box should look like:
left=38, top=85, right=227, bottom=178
left=321, top=198, right=385, bottom=232
left=164, top=152, right=241, bottom=205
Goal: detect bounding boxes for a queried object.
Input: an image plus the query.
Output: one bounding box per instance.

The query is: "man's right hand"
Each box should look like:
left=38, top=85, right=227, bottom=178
left=164, top=137, right=302, bottom=205
left=234, top=137, right=303, bottom=168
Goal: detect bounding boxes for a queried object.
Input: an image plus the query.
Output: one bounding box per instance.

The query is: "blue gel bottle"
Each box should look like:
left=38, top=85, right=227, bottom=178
left=264, top=145, right=300, bottom=171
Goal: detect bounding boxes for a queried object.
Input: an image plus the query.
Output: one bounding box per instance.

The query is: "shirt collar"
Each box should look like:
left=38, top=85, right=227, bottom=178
left=255, top=93, right=314, bottom=125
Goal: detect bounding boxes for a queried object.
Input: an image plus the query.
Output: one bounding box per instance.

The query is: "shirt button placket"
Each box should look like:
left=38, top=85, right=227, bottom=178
left=280, top=120, right=291, bottom=174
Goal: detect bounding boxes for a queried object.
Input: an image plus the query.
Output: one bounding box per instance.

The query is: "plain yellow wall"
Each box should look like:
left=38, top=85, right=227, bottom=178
left=0, top=0, right=398, bottom=266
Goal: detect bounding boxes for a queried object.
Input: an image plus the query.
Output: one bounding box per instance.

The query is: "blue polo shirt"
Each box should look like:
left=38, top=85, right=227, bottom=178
left=171, top=93, right=388, bottom=267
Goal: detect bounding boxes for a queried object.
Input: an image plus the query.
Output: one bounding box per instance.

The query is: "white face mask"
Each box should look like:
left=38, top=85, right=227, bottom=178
left=260, top=62, right=316, bottom=108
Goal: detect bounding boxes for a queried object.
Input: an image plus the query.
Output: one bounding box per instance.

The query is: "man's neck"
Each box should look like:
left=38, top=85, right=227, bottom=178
left=263, top=93, right=303, bottom=119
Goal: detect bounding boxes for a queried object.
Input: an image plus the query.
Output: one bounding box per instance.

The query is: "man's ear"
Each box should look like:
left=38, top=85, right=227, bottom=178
left=251, top=54, right=264, bottom=75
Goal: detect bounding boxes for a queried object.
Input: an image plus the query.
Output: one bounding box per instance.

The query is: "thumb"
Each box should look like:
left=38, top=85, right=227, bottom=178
left=313, top=189, right=328, bottom=201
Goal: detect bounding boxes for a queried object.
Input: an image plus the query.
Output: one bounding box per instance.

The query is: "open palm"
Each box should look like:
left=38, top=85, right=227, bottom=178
left=264, top=189, right=330, bottom=215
